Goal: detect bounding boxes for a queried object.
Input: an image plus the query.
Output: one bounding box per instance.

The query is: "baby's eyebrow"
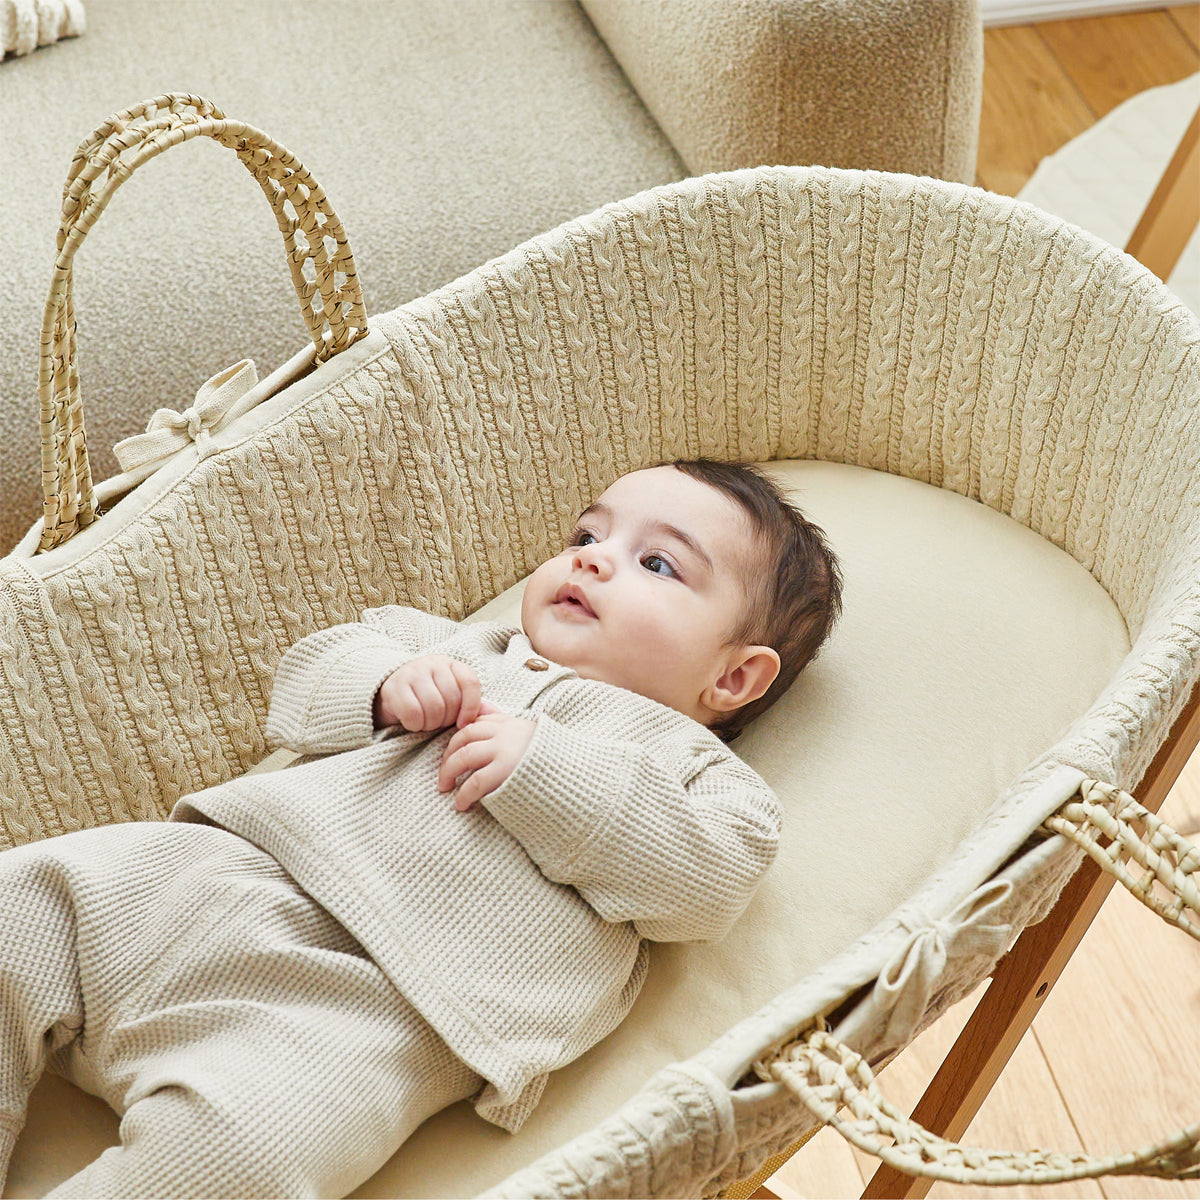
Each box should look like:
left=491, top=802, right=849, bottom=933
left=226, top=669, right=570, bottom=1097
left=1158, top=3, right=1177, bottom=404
left=655, top=522, right=714, bottom=574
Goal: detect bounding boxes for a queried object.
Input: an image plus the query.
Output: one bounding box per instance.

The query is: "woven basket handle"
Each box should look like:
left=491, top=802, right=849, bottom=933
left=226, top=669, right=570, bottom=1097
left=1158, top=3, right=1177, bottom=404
left=37, top=93, right=369, bottom=551
left=757, top=778, right=1200, bottom=1186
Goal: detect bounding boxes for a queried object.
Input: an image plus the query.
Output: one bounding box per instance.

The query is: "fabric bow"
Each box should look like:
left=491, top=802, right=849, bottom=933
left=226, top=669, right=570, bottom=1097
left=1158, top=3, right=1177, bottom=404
left=113, top=359, right=259, bottom=478
left=871, top=878, right=1015, bottom=1048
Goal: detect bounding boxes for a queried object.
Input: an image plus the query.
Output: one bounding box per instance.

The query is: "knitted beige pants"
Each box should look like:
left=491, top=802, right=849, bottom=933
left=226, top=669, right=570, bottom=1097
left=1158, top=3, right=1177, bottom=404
left=0, top=820, right=481, bottom=1198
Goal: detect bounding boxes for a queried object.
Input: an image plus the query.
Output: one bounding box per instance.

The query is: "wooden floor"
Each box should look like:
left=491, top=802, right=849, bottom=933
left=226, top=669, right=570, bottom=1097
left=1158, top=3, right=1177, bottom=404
left=767, top=7, right=1200, bottom=1199
left=974, top=5, right=1199, bottom=195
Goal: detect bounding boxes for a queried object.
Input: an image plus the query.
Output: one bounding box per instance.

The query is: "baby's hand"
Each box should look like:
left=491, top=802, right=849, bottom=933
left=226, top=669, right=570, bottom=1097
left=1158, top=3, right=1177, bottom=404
left=438, top=710, right=536, bottom=812
left=374, top=655, right=482, bottom=732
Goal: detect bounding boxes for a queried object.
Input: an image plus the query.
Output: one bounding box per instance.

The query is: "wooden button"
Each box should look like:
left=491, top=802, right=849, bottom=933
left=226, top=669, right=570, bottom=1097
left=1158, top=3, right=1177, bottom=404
left=524, top=657, right=550, bottom=671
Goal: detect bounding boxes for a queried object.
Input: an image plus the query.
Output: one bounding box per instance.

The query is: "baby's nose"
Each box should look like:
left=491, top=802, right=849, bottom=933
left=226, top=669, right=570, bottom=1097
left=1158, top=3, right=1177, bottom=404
left=573, top=543, right=613, bottom=577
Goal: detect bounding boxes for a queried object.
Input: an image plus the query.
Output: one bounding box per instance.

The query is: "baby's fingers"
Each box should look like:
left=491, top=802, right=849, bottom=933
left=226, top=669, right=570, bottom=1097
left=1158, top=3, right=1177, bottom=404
left=386, top=681, right=428, bottom=731
left=438, top=725, right=494, bottom=793
left=406, top=669, right=451, bottom=730
left=452, top=662, right=483, bottom=727
left=452, top=762, right=507, bottom=812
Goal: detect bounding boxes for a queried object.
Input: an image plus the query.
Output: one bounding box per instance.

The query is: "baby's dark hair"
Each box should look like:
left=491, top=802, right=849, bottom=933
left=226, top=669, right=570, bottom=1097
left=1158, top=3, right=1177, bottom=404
left=670, top=459, right=843, bottom=740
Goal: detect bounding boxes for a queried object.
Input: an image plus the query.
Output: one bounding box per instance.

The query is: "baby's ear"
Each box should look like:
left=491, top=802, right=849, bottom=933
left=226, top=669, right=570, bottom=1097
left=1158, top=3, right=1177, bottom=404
left=703, top=645, right=780, bottom=716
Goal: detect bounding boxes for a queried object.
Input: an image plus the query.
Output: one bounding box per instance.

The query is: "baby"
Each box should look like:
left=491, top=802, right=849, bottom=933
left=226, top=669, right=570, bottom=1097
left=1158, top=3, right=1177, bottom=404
left=0, top=459, right=841, bottom=1199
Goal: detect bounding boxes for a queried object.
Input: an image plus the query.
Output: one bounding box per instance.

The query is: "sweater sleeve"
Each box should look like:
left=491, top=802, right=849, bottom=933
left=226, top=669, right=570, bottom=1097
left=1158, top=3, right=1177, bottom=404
left=480, top=716, right=781, bottom=943
left=265, top=606, right=460, bottom=754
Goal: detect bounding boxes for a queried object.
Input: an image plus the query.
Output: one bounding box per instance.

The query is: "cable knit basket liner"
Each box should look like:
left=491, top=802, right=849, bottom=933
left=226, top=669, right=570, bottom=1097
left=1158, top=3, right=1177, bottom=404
left=4, top=113, right=1200, bottom=1198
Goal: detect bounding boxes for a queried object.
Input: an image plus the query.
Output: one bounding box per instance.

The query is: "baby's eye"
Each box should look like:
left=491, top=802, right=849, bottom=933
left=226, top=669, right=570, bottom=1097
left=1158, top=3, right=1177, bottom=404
left=641, top=554, right=677, bottom=578
left=570, top=529, right=598, bottom=548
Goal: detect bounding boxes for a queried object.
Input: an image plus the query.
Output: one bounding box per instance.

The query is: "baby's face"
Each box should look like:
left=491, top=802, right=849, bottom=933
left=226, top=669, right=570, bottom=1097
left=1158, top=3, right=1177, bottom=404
left=521, top=466, right=759, bottom=724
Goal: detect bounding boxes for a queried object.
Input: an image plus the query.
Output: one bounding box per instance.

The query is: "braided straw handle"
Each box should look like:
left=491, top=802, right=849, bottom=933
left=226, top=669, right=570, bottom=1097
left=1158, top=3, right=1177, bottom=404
left=755, top=778, right=1200, bottom=1186
left=37, top=93, right=369, bottom=551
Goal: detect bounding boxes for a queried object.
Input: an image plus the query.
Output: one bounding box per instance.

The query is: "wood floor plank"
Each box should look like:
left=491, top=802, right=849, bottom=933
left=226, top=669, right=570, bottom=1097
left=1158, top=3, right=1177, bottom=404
left=1029, top=861, right=1200, bottom=1200
left=976, top=25, right=1095, bottom=195
left=1167, top=5, right=1200, bottom=55
left=1038, top=11, right=1199, bottom=120
left=924, top=1032, right=1105, bottom=1200
left=767, top=1124, right=866, bottom=1199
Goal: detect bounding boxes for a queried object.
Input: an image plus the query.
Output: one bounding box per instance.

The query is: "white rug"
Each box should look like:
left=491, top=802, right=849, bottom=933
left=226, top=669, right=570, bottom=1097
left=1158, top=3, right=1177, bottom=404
left=1017, top=72, right=1199, bottom=316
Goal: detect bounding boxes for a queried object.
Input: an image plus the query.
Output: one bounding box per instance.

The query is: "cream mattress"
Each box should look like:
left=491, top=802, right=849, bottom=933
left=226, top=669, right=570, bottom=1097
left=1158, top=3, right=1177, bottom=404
left=4, top=460, right=1130, bottom=1199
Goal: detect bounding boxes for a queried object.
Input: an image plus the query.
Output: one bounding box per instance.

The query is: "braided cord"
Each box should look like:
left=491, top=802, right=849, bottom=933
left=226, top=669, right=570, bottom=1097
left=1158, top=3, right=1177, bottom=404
left=1045, top=778, right=1200, bottom=940
left=760, top=1026, right=1200, bottom=1186
left=754, top=776, right=1200, bottom=1185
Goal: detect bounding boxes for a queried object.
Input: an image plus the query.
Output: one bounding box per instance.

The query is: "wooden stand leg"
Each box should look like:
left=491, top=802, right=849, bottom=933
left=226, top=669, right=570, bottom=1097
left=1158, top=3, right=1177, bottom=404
left=860, top=847, right=1111, bottom=1199
left=862, top=681, right=1200, bottom=1200
left=1124, top=104, right=1200, bottom=282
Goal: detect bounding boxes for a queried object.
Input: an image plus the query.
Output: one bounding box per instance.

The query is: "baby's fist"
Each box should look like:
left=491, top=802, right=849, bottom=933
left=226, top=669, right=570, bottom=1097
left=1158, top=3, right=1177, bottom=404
left=374, top=655, right=482, bottom=732
left=438, top=712, right=536, bottom=811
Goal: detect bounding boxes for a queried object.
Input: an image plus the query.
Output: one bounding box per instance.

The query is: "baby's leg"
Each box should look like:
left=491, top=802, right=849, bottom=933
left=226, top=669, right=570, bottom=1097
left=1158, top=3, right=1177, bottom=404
left=46, top=837, right=481, bottom=1199
left=0, top=836, right=91, bottom=1192
left=49, top=992, right=480, bottom=1199
left=0, top=820, right=260, bottom=1195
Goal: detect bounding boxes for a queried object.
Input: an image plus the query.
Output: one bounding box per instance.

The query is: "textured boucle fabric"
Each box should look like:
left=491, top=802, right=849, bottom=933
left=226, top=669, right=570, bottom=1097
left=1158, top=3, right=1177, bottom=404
left=173, top=606, right=780, bottom=1132
left=581, top=0, right=982, bottom=182
left=0, top=821, right=480, bottom=1198
left=0, top=0, right=684, bottom=556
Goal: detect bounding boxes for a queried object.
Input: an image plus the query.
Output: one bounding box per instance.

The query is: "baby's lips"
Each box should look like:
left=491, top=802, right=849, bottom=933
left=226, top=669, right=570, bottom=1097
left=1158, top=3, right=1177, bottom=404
left=553, top=582, right=597, bottom=616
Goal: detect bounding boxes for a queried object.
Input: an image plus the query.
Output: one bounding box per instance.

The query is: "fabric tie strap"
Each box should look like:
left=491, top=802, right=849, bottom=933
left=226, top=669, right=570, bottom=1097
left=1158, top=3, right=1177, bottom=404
left=871, top=878, right=1015, bottom=1048
left=113, top=359, right=259, bottom=477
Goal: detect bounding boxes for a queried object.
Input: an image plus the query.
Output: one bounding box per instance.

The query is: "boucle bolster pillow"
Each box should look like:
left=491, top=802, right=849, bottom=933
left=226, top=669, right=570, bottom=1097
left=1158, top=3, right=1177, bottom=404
left=579, top=0, right=983, bottom=183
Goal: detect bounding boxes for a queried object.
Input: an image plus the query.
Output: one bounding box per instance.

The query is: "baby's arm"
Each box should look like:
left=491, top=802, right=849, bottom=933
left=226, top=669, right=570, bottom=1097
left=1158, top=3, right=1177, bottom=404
left=266, top=606, right=460, bottom=754
left=476, top=719, right=780, bottom=943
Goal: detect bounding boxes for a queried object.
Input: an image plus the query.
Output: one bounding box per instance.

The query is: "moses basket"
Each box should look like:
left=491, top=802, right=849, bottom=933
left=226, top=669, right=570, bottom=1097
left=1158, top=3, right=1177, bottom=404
left=3, top=95, right=1200, bottom=1198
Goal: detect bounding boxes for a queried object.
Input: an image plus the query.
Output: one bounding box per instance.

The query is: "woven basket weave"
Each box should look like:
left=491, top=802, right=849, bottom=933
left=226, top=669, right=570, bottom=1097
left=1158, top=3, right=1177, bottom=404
left=4, top=96, right=1200, bottom=1194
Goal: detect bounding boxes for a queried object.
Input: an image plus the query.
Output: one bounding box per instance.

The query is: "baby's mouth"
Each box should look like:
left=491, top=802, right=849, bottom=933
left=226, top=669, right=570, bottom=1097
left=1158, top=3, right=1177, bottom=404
left=553, top=583, right=597, bottom=618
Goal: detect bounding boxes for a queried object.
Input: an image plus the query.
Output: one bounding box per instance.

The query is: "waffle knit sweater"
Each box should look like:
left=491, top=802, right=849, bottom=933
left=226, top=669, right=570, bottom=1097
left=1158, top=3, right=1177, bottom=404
left=171, top=606, right=782, bottom=1132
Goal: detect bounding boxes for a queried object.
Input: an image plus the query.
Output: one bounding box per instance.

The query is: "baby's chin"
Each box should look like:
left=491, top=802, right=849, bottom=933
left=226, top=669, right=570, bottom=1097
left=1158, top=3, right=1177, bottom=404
left=524, top=630, right=618, bottom=687
left=526, top=637, right=598, bottom=682
left=522, top=632, right=712, bottom=725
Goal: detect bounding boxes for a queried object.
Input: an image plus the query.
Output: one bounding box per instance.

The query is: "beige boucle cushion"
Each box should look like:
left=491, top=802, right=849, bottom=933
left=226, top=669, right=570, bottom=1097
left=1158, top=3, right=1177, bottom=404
left=5, top=461, right=1128, bottom=1200
left=580, top=0, right=982, bottom=183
